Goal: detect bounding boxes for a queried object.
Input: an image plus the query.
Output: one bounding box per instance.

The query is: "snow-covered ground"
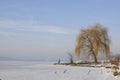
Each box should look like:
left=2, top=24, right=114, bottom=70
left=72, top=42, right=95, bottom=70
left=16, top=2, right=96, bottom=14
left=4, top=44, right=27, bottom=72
left=0, top=61, right=120, bottom=80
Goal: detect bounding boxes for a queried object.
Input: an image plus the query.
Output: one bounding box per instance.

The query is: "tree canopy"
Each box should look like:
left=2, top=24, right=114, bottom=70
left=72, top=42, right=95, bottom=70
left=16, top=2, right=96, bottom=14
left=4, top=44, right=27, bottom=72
left=75, top=24, right=110, bottom=63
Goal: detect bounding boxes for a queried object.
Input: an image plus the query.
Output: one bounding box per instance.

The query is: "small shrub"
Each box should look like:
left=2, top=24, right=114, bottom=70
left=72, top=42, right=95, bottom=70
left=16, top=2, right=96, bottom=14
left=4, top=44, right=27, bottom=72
left=113, top=71, right=120, bottom=76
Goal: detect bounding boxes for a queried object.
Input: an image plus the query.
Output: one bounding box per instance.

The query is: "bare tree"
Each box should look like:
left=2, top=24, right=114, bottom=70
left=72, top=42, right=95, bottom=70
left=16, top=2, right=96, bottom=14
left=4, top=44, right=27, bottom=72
left=67, top=52, right=74, bottom=64
left=75, top=24, right=110, bottom=63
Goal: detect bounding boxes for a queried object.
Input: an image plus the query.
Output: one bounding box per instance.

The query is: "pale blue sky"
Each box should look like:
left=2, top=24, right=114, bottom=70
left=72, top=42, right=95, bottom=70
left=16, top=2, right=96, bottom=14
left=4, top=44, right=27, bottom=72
left=0, top=0, right=120, bottom=60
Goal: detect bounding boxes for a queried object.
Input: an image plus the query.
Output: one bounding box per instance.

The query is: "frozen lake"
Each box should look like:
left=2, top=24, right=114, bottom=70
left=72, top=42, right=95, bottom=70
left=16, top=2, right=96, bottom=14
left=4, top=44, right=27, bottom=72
left=0, top=61, right=120, bottom=80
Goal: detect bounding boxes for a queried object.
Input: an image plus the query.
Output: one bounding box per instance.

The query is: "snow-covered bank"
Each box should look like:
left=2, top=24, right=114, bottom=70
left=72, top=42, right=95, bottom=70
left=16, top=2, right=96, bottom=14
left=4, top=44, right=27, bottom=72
left=0, top=61, right=120, bottom=80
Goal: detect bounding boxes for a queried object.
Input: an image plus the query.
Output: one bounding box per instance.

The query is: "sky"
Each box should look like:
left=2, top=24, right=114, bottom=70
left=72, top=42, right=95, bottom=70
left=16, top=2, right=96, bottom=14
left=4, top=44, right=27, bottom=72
left=0, top=0, right=120, bottom=60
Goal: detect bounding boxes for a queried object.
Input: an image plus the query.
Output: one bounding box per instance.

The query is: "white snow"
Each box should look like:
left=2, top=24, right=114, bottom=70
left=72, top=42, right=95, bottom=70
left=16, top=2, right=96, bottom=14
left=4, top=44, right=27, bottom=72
left=0, top=61, right=120, bottom=80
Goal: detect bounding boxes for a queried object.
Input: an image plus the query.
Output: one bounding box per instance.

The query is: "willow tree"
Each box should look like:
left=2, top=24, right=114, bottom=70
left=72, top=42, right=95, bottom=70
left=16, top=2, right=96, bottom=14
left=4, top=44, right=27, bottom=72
left=75, top=24, right=110, bottom=63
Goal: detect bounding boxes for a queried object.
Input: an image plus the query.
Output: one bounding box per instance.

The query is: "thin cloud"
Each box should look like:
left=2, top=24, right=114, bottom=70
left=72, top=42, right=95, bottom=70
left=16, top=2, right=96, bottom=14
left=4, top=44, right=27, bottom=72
left=0, top=20, right=73, bottom=35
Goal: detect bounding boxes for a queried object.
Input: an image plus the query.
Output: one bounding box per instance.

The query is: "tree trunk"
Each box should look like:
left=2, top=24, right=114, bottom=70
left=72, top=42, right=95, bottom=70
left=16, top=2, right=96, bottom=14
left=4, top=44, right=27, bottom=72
left=91, top=49, right=98, bottom=63
left=93, top=53, right=98, bottom=63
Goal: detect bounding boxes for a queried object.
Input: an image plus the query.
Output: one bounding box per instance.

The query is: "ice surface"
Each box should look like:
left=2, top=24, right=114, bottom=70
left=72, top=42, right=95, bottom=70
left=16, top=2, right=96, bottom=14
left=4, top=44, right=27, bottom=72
left=0, top=61, right=120, bottom=80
